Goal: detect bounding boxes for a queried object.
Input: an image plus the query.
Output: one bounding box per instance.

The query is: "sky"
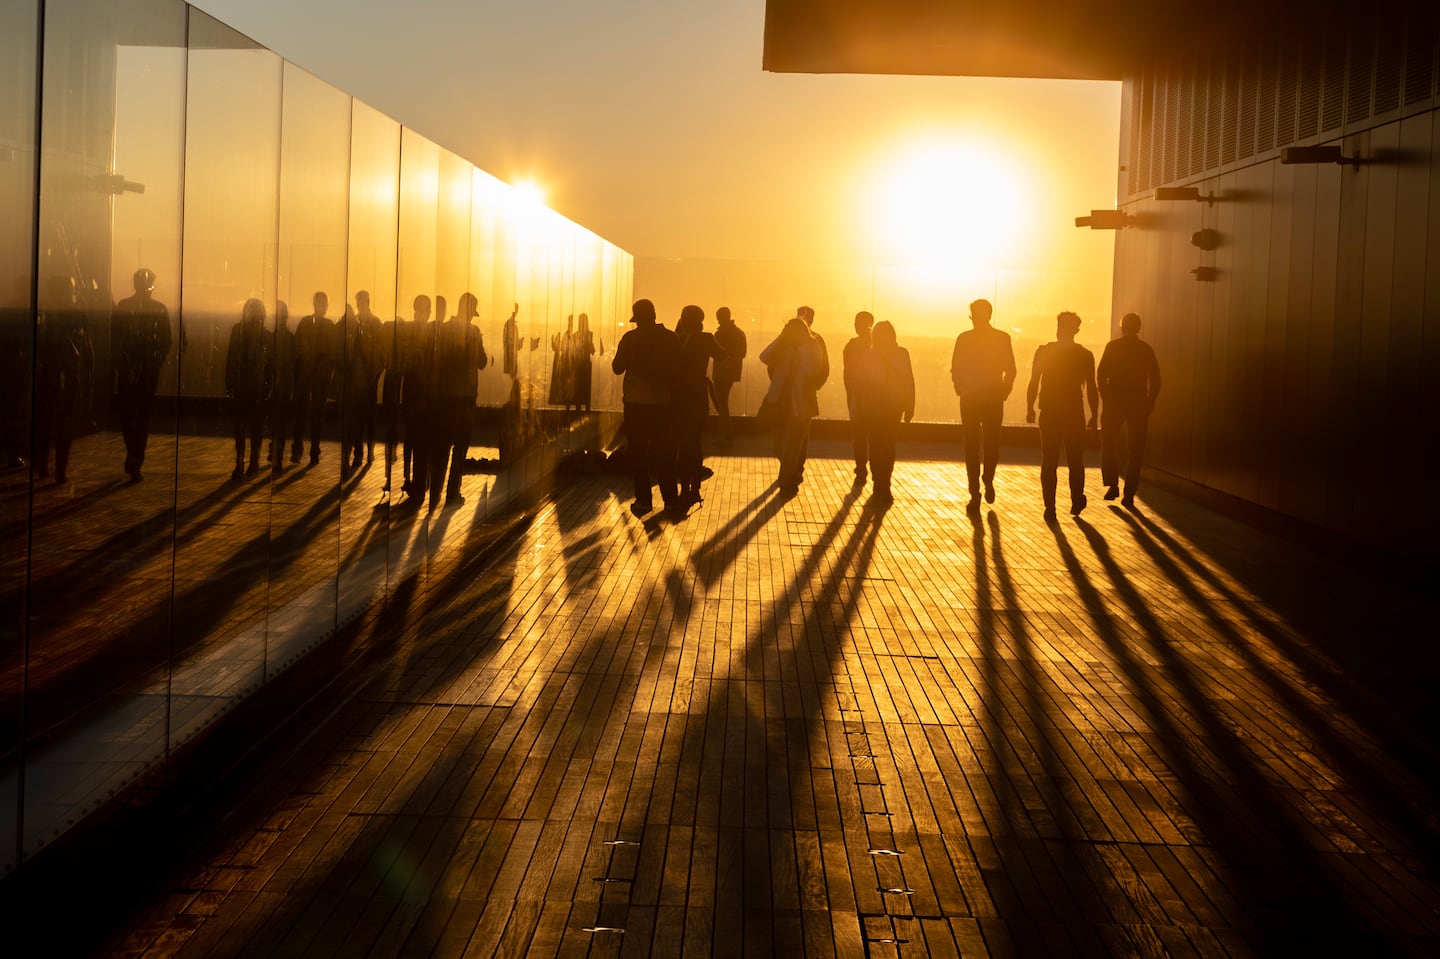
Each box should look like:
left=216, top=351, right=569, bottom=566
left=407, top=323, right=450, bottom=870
left=189, top=0, right=1121, bottom=337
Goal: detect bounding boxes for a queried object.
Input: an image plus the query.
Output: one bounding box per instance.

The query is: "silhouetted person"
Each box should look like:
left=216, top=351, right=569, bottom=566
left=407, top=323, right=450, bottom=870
left=112, top=267, right=172, bottom=481
left=951, top=297, right=1016, bottom=512
left=292, top=291, right=334, bottom=466
left=1026, top=311, right=1099, bottom=521
left=502, top=302, right=519, bottom=377
left=549, top=314, right=574, bottom=407
left=759, top=306, right=828, bottom=496
left=379, top=308, right=402, bottom=491
left=429, top=292, right=487, bottom=509
left=1098, top=312, right=1161, bottom=508
left=710, top=306, right=746, bottom=443
left=356, top=290, right=385, bottom=464
left=571, top=313, right=596, bottom=410
left=399, top=294, right=435, bottom=504
left=34, top=276, right=92, bottom=484
left=674, top=305, right=723, bottom=506
left=856, top=320, right=914, bottom=501
left=268, top=301, right=296, bottom=472
left=336, top=304, right=368, bottom=473
left=843, top=310, right=874, bottom=484
left=226, top=298, right=270, bottom=480
left=612, top=298, right=680, bottom=517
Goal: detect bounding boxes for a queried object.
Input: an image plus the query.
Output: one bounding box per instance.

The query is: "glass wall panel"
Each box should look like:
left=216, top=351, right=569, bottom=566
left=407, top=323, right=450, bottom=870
left=0, top=0, right=39, bottom=876
left=173, top=11, right=281, bottom=746
left=271, top=63, right=351, bottom=670
left=22, top=0, right=186, bottom=863
left=338, top=100, right=397, bottom=622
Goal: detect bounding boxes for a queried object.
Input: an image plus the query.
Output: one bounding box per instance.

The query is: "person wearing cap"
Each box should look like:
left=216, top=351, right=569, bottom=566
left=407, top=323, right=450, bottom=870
left=612, top=298, right=681, bottom=516
left=1097, top=311, right=1161, bottom=508
left=113, top=267, right=172, bottom=481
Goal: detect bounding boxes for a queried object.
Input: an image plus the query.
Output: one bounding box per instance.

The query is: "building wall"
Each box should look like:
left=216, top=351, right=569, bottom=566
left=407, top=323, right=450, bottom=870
left=0, top=0, right=632, bottom=877
left=1113, top=9, right=1438, bottom=552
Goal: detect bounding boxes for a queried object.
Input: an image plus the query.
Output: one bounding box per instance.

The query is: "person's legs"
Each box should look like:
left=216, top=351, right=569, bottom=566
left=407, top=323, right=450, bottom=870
left=1038, top=413, right=1060, bottom=516
left=1124, top=408, right=1149, bottom=502
left=1065, top=417, right=1087, bottom=512
left=1100, top=404, right=1122, bottom=494
left=979, top=398, right=1002, bottom=501
left=625, top=403, right=655, bottom=511
left=870, top=413, right=897, bottom=495
left=959, top=396, right=982, bottom=499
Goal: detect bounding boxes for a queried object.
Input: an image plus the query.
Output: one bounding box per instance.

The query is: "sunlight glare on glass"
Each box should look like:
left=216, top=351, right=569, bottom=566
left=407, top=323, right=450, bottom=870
left=509, top=178, right=551, bottom=238
left=872, top=141, right=1026, bottom=268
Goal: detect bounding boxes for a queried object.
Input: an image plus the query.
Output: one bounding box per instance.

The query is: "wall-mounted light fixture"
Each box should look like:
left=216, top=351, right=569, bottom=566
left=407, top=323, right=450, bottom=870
left=1280, top=145, right=1360, bottom=169
left=1074, top=210, right=1131, bottom=229
left=1191, top=229, right=1220, bottom=251
left=1154, top=186, right=1218, bottom=205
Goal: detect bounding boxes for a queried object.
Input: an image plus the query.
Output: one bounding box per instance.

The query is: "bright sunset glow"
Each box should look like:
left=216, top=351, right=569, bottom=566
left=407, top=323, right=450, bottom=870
left=870, top=140, right=1029, bottom=269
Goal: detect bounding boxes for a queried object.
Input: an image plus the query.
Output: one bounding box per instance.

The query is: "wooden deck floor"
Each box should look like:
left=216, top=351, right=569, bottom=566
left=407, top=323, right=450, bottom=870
left=98, top=442, right=1440, bottom=957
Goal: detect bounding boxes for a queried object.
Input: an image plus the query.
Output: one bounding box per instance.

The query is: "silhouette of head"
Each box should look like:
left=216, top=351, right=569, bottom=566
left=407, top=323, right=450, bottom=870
left=1056, top=311, right=1082, bottom=338
left=312, top=291, right=328, bottom=316
left=435, top=294, right=448, bottom=321
left=458, top=292, right=479, bottom=319
left=969, top=298, right=993, bottom=327
left=716, top=306, right=731, bottom=324
left=1121, top=312, right=1142, bottom=335
left=679, top=304, right=704, bottom=332
left=873, top=320, right=896, bottom=349
left=133, top=268, right=156, bottom=294
left=413, top=294, right=431, bottom=323
left=631, top=298, right=656, bottom=325
left=356, top=290, right=371, bottom=311
left=855, top=311, right=874, bottom=335
left=577, top=312, right=589, bottom=330
left=276, top=300, right=289, bottom=327
left=797, top=305, right=815, bottom=327
left=242, top=297, right=266, bottom=326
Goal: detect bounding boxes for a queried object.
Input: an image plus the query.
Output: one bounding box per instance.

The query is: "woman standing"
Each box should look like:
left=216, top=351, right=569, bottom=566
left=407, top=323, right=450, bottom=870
left=857, top=320, right=914, bottom=501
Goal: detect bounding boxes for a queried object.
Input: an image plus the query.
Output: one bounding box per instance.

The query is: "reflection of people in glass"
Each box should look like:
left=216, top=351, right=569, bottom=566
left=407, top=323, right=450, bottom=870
left=711, top=306, right=746, bottom=444
left=674, top=305, right=722, bottom=506
left=268, top=301, right=295, bottom=472
left=502, top=302, right=519, bottom=377
left=226, top=298, right=271, bottom=480
left=549, top=314, right=574, bottom=407
left=843, top=310, right=874, bottom=484
left=379, top=309, right=402, bottom=491
left=1026, top=311, right=1099, bottom=521
left=35, top=276, right=92, bottom=484
left=292, top=291, right=334, bottom=466
left=1098, top=312, right=1161, bottom=508
left=430, top=292, right=488, bottom=509
left=1, top=278, right=31, bottom=469
left=856, top=320, right=914, bottom=502
left=400, top=294, right=435, bottom=504
left=613, top=299, right=680, bottom=517
left=356, top=290, right=384, bottom=465
left=571, top=313, right=597, bottom=411
left=337, top=304, right=369, bottom=473
left=112, top=268, right=172, bottom=482
left=951, top=297, right=1016, bottom=512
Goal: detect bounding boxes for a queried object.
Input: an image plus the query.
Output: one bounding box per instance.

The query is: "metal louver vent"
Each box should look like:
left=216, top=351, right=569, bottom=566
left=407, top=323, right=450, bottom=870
left=1403, top=9, right=1436, bottom=104
left=1374, top=21, right=1404, bottom=114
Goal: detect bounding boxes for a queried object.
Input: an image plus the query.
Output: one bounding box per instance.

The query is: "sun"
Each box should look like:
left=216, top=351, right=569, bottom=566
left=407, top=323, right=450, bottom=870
left=870, top=140, right=1029, bottom=268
